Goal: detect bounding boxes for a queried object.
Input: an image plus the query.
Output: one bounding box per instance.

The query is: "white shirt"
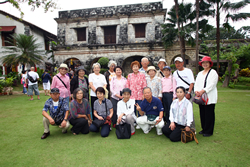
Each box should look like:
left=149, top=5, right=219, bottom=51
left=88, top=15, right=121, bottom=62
left=28, top=71, right=39, bottom=86
left=173, top=68, right=194, bottom=89
left=194, top=69, right=218, bottom=104
left=117, top=99, right=137, bottom=121
left=52, top=101, right=59, bottom=112
left=89, top=73, right=107, bottom=97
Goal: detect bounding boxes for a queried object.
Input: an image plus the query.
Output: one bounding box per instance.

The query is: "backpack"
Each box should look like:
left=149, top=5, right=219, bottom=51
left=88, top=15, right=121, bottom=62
left=27, top=72, right=37, bottom=83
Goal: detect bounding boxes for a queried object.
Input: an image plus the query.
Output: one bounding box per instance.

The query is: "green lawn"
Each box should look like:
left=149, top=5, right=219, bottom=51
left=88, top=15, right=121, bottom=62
left=0, top=84, right=249, bottom=166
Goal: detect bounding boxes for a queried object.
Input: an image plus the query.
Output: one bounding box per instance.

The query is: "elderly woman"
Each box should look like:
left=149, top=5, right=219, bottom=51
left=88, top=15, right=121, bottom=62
left=162, top=86, right=193, bottom=142
left=68, top=88, right=92, bottom=135
left=104, top=60, right=117, bottom=99
left=89, top=87, right=113, bottom=137
left=146, top=66, right=162, bottom=99
left=157, top=58, right=167, bottom=78
left=89, top=63, right=107, bottom=119
left=194, top=56, right=218, bottom=137
left=126, top=61, right=146, bottom=129
left=117, top=88, right=137, bottom=135
left=110, top=66, right=127, bottom=127
left=70, top=66, right=89, bottom=100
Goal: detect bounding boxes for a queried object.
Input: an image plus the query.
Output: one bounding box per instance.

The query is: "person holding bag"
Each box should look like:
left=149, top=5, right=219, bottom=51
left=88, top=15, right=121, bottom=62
left=89, top=87, right=113, bottom=137
left=194, top=56, right=218, bottom=137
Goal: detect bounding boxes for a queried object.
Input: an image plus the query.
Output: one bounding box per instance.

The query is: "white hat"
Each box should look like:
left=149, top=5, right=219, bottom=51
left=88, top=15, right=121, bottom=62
left=157, top=58, right=167, bottom=65
left=174, top=57, right=183, bottom=62
left=59, top=63, right=69, bottom=71
left=147, top=66, right=157, bottom=73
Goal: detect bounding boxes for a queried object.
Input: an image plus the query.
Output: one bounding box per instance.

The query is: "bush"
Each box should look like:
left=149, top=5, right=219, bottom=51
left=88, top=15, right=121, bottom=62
left=238, top=76, right=250, bottom=83
left=98, top=57, right=109, bottom=68
left=100, top=68, right=107, bottom=74
left=239, top=68, right=250, bottom=77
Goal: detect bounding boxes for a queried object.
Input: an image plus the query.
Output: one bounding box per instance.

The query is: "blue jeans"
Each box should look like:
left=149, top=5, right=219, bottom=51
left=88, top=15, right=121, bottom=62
left=134, top=100, right=142, bottom=117
left=89, top=123, right=110, bottom=137
left=22, top=81, right=27, bottom=94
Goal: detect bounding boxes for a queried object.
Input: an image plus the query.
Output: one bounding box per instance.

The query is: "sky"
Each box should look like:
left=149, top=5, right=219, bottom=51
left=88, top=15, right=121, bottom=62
left=0, top=0, right=249, bottom=35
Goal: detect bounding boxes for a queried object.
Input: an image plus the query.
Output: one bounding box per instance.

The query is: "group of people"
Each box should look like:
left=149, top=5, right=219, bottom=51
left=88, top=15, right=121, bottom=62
left=39, top=56, right=218, bottom=142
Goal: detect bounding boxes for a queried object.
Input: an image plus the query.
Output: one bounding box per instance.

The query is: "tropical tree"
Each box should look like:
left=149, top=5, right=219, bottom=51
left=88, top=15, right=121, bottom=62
left=205, top=0, right=250, bottom=73
left=162, top=1, right=213, bottom=66
left=0, top=34, right=45, bottom=70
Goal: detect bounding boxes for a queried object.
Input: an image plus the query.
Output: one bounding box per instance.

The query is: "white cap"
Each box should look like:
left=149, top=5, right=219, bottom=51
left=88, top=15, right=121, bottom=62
left=174, top=57, right=183, bottom=62
left=157, top=58, right=167, bottom=65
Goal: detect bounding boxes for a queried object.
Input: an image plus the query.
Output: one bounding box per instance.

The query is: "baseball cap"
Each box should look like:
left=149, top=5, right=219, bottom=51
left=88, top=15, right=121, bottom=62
left=50, top=88, right=60, bottom=93
left=163, top=66, right=171, bottom=71
left=174, top=57, right=183, bottom=62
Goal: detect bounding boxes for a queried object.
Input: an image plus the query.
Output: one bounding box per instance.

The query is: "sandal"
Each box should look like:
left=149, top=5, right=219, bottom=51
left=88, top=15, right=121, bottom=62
left=29, top=99, right=33, bottom=101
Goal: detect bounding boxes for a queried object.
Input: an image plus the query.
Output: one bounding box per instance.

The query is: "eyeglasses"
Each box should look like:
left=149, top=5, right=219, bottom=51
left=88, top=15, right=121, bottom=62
left=60, top=68, right=67, bottom=70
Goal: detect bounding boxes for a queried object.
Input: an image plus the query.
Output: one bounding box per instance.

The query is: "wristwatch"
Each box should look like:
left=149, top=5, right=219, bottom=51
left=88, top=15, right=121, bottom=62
left=64, top=119, right=68, bottom=121
left=187, top=92, right=191, bottom=94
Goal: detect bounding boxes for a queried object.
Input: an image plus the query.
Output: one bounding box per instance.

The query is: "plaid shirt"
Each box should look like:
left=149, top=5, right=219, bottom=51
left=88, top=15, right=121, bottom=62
left=42, top=97, right=69, bottom=119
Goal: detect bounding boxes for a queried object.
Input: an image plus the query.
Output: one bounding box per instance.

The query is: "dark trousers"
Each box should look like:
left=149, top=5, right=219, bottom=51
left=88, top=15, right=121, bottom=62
left=199, top=104, right=215, bottom=135
left=91, top=96, right=98, bottom=120
left=162, top=122, right=185, bottom=142
left=89, top=123, right=110, bottom=137
left=162, top=92, right=173, bottom=123
left=69, top=118, right=89, bottom=134
left=111, top=98, right=119, bottom=125
left=134, top=100, right=142, bottom=117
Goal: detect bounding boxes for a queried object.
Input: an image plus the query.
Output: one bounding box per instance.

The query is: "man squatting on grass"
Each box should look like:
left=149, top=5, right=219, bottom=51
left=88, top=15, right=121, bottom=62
left=41, top=88, right=70, bottom=139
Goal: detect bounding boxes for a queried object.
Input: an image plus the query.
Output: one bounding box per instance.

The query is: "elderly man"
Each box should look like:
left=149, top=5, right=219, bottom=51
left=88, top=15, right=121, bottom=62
left=156, top=58, right=167, bottom=78
left=41, top=88, right=70, bottom=139
left=173, top=57, right=196, bottom=129
left=51, top=63, right=71, bottom=106
left=27, top=67, right=40, bottom=100
left=139, top=57, right=150, bottom=78
left=135, top=87, right=164, bottom=135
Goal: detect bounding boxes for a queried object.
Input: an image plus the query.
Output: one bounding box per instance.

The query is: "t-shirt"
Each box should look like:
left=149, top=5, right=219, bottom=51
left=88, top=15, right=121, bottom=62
left=89, top=73, right=107, bottom=97
left=173, top=68, right=194, bottom=89
left=53, top=101, right=59, bottom=113
left=93, top=98, right=113, bottom=118
left=140, top=96, right=164, bottom=116
left=28, top=71, right=39, bottom=86
left=108, top=72, right=116, bottom=83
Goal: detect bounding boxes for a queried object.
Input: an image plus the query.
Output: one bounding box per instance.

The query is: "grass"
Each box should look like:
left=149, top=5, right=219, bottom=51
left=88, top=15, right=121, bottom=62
left=0, top=84, right=250, bottom=166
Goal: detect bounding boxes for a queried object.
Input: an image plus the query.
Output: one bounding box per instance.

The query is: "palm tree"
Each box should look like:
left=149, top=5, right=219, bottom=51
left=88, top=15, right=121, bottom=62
left=205, top=0, right=250, bottom=73
left=1, top=34, right=45, bottom=70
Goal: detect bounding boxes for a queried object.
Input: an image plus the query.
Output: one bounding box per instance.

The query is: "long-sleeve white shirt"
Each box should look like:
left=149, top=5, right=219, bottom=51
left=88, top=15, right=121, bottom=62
left=117, top=99, right=137, bottom=121
left=194, top=69, right=218, bottom=104
left=169, top=97, right=193, bottom=127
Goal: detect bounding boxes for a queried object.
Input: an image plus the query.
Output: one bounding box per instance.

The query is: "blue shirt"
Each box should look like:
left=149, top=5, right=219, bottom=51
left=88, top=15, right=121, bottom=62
left=43, top=97, right=69, bottom=119
left=42, top=73, right=51, bottom=83
left=140, top=96, right=164, bottom=116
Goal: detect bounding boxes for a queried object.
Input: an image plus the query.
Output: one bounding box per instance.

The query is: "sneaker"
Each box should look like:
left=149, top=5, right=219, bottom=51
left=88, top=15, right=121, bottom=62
left=136, top=125, right=141, bottom=129
left=144, top=126, right=152, bottom=134
left=131, top=132, right=135, bottom=136
left=110, top=127, right=112, bottom=131
left=157, top=132, right=163, bottom=136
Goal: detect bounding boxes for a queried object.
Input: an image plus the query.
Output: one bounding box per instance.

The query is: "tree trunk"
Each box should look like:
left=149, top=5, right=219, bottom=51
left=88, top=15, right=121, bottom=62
left=222, top=61, right=232, bottom=87
left=195, top=0, right=200, bottom=74
left=174, top=0, right=185, bottom=66
left=216, top=1, right=220, bottom=74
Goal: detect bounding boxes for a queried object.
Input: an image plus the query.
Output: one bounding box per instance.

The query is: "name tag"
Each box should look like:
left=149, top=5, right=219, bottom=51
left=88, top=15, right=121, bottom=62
left=153, top=106, right=157, bottom=110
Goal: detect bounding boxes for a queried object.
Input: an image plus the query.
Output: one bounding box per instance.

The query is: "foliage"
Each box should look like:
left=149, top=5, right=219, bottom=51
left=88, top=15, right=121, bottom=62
left=233, top=44, right=250, bottom=68
left=100, top=68, right=107, bottom=74
left=36, top=67, right=44, bottom=83
left=97, top=57, right=109, bottom=68
left=0, top=79, right=6, bottom=93
left=0, top=34, right=45, bottom=69
left=46, top=41, right=58, bottom=66
left=0, top=0, right=58, bottom=18
left=239, top=68, right=250, bottom=77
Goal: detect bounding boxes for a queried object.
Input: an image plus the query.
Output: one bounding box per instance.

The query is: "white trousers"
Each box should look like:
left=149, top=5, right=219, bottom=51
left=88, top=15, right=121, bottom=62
left=43, top=82, right=50, bottom=90
left=43, top=117, right=70, bottom=133
left=136, top=115, right=164, bottom=135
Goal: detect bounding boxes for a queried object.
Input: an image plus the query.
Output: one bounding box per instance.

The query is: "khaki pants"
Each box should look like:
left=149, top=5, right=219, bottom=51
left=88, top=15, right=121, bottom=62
left=136, top=115, right=164, bottom=135
left=43, top=117, right=70, bottom=133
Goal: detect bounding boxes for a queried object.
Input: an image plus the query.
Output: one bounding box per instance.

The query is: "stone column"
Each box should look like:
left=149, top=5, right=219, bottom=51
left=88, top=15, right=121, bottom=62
left=88, top=20, right=97, bottom=44
left=57, top=23, right=66, bottom=46
left=118, top=17, right=128, bottom=44
left=154, top=15, right=164, bottom=41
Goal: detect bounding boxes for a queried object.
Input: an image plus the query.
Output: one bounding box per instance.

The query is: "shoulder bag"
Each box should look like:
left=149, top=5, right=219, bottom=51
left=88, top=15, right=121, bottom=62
left=116, top=123, right=131, bottom=139
left=56, top=75, right=67, bottom=88
left=53, top=98, right=65, bottom=125
left=181, top=128, right=198, bottom=144
left=193, top=69, right=212, bottom=105
left=92, top=99, right=108, bottom=128
left=27, top=72, right=37, bottom=83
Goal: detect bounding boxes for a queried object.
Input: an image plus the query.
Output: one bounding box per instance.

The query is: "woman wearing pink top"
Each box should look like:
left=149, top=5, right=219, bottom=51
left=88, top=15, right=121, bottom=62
left=126, top=61, right=146, bottom=129
left=51, top=63, right=71, bottom=107
left=110, top=66, right=127, bottom=127
left=161, top=66, right=177, bottom=123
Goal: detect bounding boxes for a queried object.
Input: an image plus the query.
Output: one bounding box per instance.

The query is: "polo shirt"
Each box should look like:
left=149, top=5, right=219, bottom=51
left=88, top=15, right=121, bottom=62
left=140, top=96, right=164, bottom=116
left=93, top=98, right=113, bottom=118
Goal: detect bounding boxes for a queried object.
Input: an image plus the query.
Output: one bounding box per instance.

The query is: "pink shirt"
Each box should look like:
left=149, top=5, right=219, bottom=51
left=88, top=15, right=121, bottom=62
left=51, top=73, right=70, bottom=98
left=126, top=72, right=146, bottom=100
left=110, top=76, right=127, bottom=100
left=161, top=75, right=177, bottom=98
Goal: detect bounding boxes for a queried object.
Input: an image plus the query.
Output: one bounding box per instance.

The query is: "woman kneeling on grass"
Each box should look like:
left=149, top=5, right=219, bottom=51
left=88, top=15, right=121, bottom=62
left=89, top=87, right=113, bottom=137
left=162, top=86, right=193, bottom=142
left=68, top=88, right=92, bottom=135
left=117, top=88, right=137, bottom=136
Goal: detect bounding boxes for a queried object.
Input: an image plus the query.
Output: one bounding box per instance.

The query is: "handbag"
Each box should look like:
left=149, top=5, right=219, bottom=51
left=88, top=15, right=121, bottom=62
left=53, top=99, right=65, bottom=125
left=193, top=69, right=211, bottom=105
left=181, top=128, right=198, bottom=144
left=92, top=99, right=108, bottom=128
left=116, top=123, right=131, bottom=139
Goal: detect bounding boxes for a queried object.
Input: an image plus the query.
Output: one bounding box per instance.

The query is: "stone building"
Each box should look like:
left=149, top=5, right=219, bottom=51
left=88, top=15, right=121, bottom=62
left=54, top=2, right=196, bottom=74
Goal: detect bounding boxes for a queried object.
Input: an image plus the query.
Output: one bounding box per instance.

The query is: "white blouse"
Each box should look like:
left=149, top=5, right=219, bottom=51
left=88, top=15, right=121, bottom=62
left=117, top=99, right=137, bottom=121
left=194, top=69, right=218, bottom=104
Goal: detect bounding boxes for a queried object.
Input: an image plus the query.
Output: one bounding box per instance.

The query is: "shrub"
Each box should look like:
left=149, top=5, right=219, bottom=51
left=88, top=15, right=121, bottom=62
left=238, top=76, right=250, bottom=83
left=239, top=68, right=250, bottom=77
left=98, top=57, right=109, bottom=68
left=100, top=68, right=107, bottom=74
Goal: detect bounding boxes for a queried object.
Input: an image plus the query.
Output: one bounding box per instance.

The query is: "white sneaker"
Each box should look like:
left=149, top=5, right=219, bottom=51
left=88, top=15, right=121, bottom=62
left=157, top=132, right=163, bottom=136
left=110, top=127, right=112, bottom=131
left=136, top=125, right=141, bottom=129
left=144, top=126, right=152, bottom=134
